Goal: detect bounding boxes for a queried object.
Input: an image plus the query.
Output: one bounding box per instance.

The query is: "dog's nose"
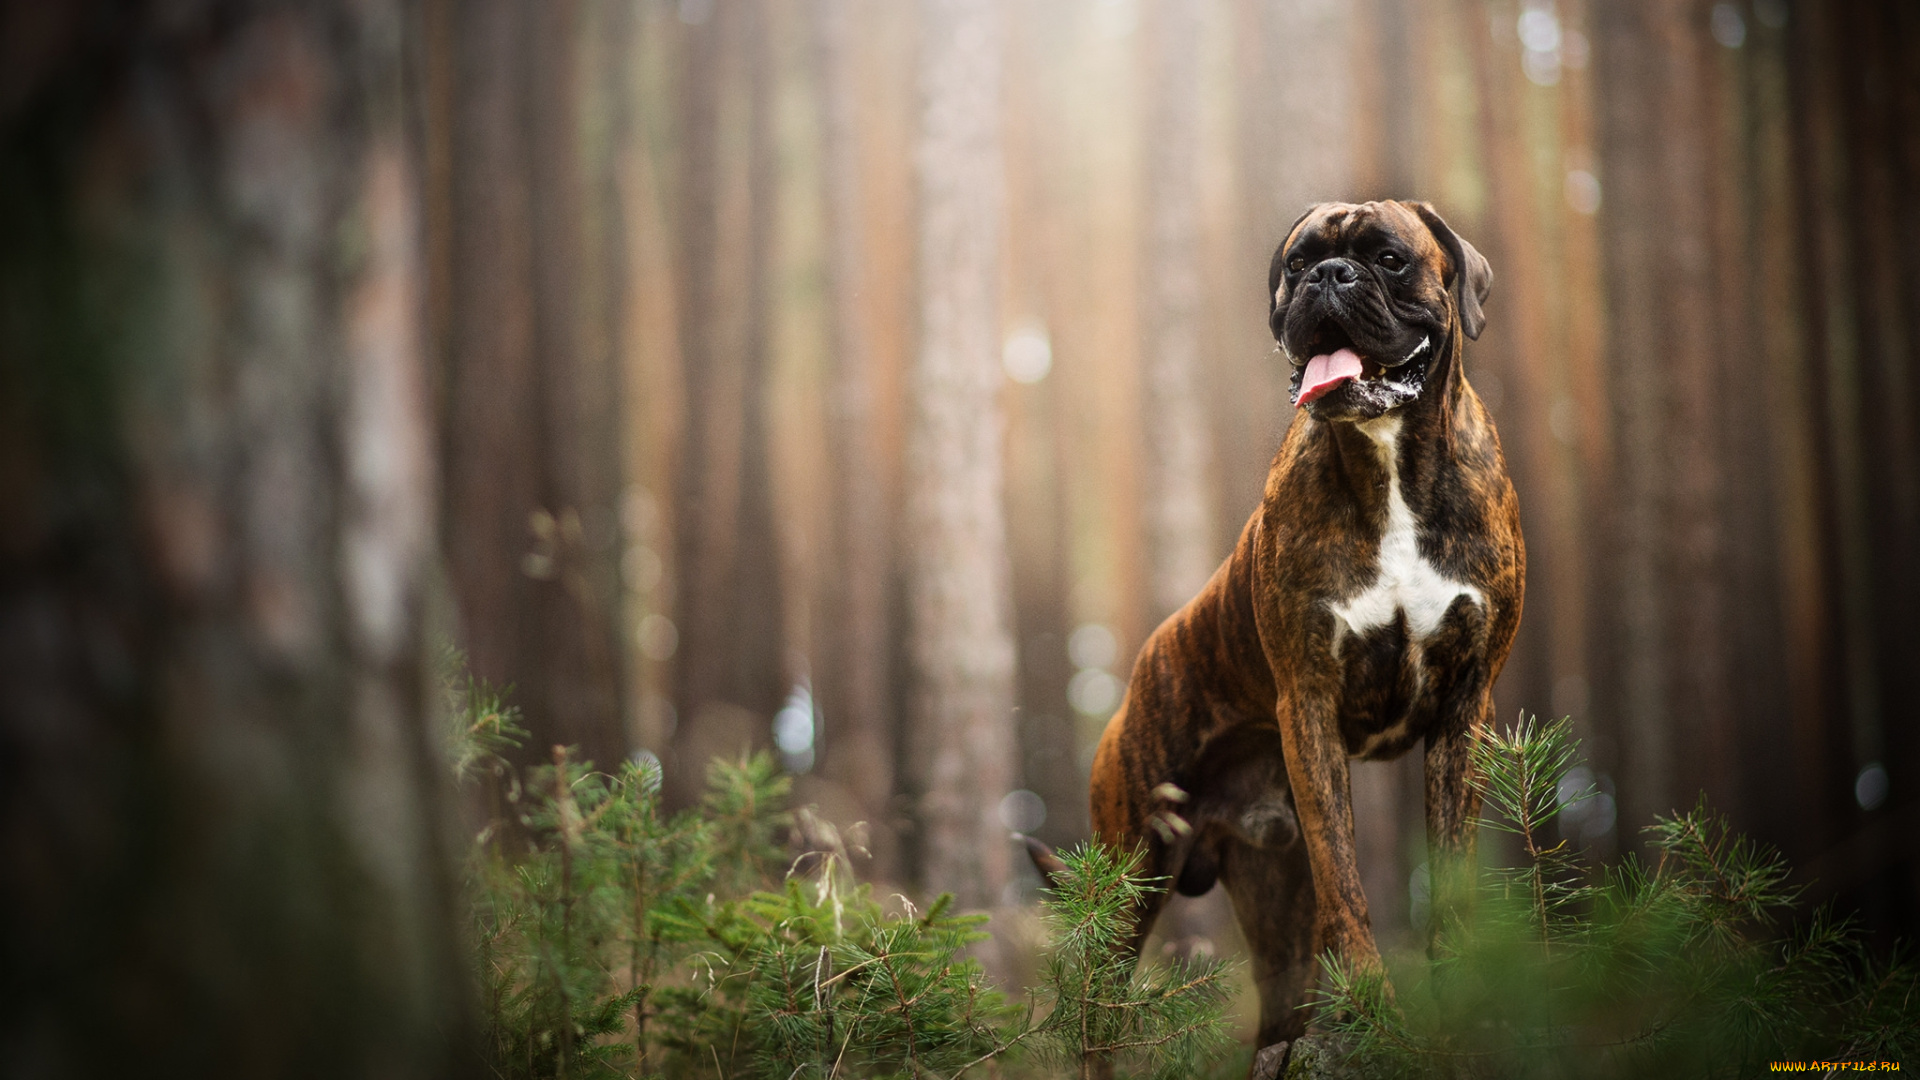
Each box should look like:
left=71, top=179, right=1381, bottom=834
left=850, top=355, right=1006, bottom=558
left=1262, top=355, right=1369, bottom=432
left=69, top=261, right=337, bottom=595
left=1306, top=258, right=1361, bottom=288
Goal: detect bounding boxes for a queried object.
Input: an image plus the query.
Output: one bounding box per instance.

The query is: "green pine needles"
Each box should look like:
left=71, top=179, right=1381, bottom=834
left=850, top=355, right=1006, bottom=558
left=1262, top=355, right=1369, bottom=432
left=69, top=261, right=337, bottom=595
left=1316, top=715, right=1920, bottom=1079
left=445, top=663, right=1235, bottom=1078
left=1026, top=841, right=1237, bottom=1079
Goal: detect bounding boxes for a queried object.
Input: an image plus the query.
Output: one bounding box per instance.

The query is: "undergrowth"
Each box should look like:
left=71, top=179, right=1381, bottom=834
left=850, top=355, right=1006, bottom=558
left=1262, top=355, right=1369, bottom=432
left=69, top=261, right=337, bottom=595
left=1315, top=715, right=1920, bottom=1079
left=445, top=661, right=1235, bottom=1079
left=450, top=651, right=1917, bottom=1078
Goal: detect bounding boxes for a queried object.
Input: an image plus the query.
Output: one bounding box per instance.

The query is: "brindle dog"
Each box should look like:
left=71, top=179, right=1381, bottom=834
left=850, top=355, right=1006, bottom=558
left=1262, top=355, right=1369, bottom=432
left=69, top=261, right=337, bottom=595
left=1068, top=201, right=1523, bottom=1064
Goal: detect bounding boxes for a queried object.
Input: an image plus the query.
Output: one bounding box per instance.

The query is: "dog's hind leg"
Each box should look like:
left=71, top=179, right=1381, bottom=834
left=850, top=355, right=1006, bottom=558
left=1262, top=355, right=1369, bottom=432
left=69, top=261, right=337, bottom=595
left=1087, top=702, right=1186, bottom=964
left=1220, top=836, right=1317, bottom=1058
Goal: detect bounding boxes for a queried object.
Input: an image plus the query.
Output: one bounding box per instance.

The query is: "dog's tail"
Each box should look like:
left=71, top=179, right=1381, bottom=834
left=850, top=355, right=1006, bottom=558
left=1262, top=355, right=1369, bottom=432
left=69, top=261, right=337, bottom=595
left=1019, top=834, right=1068, bottom=891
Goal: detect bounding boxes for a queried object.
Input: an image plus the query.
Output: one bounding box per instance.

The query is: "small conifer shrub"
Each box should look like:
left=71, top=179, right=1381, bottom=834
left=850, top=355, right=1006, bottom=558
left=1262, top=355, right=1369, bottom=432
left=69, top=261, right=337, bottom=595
left=1314, top=715, right=1920, bottom=1079
left=1025, top=840, right=1238, bottom=1078
left=444, top=662, right=1235, bottom=1078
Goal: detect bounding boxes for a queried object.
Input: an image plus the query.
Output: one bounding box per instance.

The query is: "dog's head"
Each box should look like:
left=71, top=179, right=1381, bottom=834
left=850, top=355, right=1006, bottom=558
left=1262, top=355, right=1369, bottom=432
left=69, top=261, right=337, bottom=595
left=1269, top=200, right=1492, bottom=422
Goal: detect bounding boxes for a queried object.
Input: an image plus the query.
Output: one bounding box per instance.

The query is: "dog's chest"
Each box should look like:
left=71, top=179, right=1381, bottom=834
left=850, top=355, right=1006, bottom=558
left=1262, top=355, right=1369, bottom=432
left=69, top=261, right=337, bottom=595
left=1326, top=417, right=1484, bottom=755
left=1328, top=418, right=1483, bottom=646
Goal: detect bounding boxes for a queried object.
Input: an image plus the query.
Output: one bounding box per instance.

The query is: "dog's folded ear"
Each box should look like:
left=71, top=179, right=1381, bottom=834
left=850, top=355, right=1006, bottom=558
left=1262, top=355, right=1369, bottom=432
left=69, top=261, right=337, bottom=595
left=1408, top=202, right=1493, bottom=340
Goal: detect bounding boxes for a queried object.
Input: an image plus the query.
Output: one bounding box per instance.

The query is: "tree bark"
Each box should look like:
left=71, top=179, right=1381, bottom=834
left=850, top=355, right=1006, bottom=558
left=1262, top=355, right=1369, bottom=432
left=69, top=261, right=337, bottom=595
left=1833, top=1, right=1920, bottom=845
left=907, top=0, right=1018, bottom=920
left=667, top=0, right=788, bottom=804
left=578, top=0, right=641, bottom=758
left=1786, top=0, right=1904, bottom=897
left=816, top=0, right=902, bottom=878
left=1459, top=0, right=1578, bottom=761
left=1591, top=0, right=1678, bottom=839
left=439, top=0, right=628, bottom=776
left=1735, top=0, right=1826, bottom=860
left=1004, top=0, right=1090, bottom=858
left=1140, top=0, right=1217, bottom=624
left=0, top=2, right=470, bottom=1070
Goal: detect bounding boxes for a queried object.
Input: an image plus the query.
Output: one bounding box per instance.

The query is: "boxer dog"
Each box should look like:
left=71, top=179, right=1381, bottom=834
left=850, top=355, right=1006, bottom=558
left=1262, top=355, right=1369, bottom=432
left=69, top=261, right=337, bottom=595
left=1049, top=201, right=1522, bottom=1064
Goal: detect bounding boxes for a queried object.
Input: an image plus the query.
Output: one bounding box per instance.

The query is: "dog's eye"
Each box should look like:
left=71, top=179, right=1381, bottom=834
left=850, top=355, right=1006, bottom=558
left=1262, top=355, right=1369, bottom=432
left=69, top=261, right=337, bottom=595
left=1377, top=252, right=1406, bottom=271
left=1287, top=256, right=1306, bottom=273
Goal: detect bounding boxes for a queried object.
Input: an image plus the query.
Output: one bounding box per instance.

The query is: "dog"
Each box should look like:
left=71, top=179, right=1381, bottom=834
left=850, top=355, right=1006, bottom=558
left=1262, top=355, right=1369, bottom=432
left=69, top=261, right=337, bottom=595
left=1042, top=201, right=1522, bottom=1065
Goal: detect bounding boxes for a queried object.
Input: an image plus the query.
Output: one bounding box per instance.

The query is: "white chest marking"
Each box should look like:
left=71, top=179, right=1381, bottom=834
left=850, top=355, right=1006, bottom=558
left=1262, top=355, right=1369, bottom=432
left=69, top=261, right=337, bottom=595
left=1327, top=416, right=1484, bottom=654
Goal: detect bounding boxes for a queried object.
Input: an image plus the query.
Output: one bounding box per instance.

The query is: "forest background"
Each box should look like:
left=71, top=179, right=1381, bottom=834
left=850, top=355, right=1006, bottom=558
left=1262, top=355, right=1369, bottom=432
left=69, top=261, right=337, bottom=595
left=4, top=0, right=1919, bottom=1071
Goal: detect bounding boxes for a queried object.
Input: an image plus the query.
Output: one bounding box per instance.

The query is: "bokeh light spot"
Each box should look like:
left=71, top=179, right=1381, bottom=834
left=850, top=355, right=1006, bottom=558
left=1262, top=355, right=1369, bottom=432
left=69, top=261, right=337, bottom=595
left=999, top=789, right=1047, bottom=833
left=1068, top=623, right=1119, bottom=670
left=1003, top=323, right=1053, bottom=384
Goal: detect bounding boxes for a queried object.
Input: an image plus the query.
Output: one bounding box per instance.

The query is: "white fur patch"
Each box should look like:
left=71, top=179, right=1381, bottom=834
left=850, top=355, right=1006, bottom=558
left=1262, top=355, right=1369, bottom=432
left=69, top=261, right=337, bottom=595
left=1328, top=416, right=1484, bottom=654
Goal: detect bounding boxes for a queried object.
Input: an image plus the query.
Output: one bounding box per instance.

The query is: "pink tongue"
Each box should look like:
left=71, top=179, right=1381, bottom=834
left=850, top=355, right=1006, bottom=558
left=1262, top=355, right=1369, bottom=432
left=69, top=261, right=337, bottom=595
left=1298, top=347, right=1363, bottom=404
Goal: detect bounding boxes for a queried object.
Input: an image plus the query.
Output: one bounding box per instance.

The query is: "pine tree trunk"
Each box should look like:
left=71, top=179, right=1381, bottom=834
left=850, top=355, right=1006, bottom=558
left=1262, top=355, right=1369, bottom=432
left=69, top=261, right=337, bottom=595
left=1830, top=2, right=1920, bottom=889
left=1000, top=0, right=1088, bottom=860
left=1787, top=0, right=1903, bottom=881
left=1590, top=1, right=1740, bottom=841
left=1731, top=1, right=1826, bottom=860
left=816, top=0, right=902, bottom=879
left=1591, top=0, right=1677, bottom=839
left=907, top=0, right=1018, bottom=918
left=1137, top=0, right=1236, bottom=958
left=668, top=0, right=788, bottom=803
left=0, top=2, right=470, bottom=1069
left=1459, top=0, right=1572, bottom=752
left=1141, top=0, right=1216, bottom=623
left=439, top=0, right=628, bottom=775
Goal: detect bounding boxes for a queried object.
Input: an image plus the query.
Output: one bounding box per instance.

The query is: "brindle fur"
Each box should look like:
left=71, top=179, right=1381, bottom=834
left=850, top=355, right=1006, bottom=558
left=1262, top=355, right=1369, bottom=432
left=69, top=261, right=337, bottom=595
left=1085, top=201, right=1524, bottom=1054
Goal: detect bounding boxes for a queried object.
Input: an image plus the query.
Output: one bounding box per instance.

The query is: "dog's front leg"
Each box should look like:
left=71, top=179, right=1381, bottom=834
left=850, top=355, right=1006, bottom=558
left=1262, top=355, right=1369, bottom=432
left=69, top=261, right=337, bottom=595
left=1272, top=684, right=1383, bottom=979
left=1422, top=689, right=1490, bottom=954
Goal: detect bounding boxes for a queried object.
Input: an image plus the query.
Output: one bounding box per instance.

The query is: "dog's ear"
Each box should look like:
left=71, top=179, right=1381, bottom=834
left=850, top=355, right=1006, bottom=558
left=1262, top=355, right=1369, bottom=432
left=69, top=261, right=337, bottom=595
left=1409, top=202, right=1493, bottom=341
left=1268, top=203, right=1321, bottom=338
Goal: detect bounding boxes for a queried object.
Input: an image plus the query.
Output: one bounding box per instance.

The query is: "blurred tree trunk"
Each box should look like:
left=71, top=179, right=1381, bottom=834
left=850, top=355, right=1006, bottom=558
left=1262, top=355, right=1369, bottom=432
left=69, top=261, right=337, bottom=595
left=1647, top=5, right=1737, bottom=823
left=1005, top=374, right=1084, bottom=854
left=731, top=0, right=788, bottom=766
left=1699, top=0, right=1789, bottom=843
left=1833, top=3, right=1920, bottom=900
left=1003, top=0, right=1086, bottom=855
left=438, top=0, right=628, bottom=775
left=1553, top=0, right=1616, bottom=818
left=1138, top=0, right=1233, bottom=959
left=1735, top=0, right=1827, bottom=861
left=907, top=0, right=1018, bottom=922
left=1224, top=0, right=1353, bottom=528
left=666, top=0, right=736, bottom=805
left=667, top=0, right=787, bottom=804
left=1353, top=0, right=1415, bottom=199
left=1591, top=0, right=1749, bottom=838
left=0, top=2, right=470, bottom=1071
left=1140, top=0, right=1217, bottom=625
left=1786, top=2, right=1920, bottom=921
left=614, top=0, right=690, bottom=782
left=1788, top=0, right=1875, bottom=851
left=580, top=0, right=639, bottom=753
left=1591, top=0, right=1681, bottom=839
left=815, top=0, right=901, bottom=878
left=1459, top=0, right=1572, bottom=759
left=1827, top=1, right=1920, bottom=842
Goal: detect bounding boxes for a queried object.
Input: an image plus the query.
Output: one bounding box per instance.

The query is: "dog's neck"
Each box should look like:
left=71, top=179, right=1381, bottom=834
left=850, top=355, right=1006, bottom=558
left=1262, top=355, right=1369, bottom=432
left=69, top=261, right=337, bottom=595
left=1315, top=326, right=1474, bottom=510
